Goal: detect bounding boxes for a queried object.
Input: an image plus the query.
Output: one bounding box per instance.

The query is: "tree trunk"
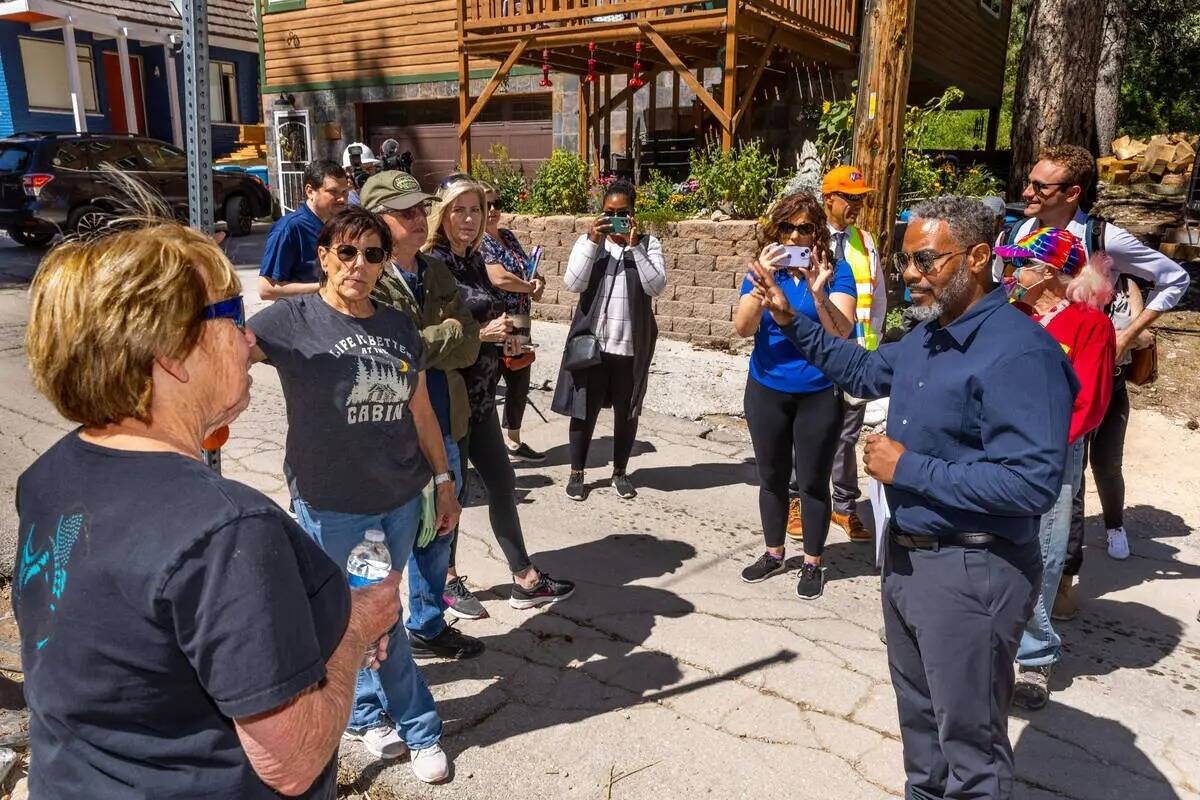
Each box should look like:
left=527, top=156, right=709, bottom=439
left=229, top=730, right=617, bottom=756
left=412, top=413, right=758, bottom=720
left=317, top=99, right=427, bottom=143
left=1008, top=0, right=1105, bottom=197
left=851, top=0, right=918, bottom=259
left=1094, top=0, right=1129, bottom=155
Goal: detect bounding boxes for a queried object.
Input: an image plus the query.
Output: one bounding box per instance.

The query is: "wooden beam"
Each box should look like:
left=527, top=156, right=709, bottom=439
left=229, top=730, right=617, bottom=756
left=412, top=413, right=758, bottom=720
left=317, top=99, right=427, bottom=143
left=625, top=75, right=634, bottom=162
left=648, top=71, right=657, bottom=134
left=578, top=76, right=589, bottom=160
left=456, top=0, right=471, bottom=170
left=851, top=0, right=917, bottom=261
left=591, top=79, right=602, bottom=178
left=985, top=106, right=1000, bottom=153
left=721, top=0, right=738, bottom=149
left=468, top=13, right=725, bottom=54
left=459, top=38, right=529, bottom=135
left=603, top=75, right=612, bottom=172
left=638, top=20, right=729, bottom=129
left=732, top=30, right=777, bottom=131
left=596, top=68, right=661, bottom=119
left=671, top=71, right=681, bottom=134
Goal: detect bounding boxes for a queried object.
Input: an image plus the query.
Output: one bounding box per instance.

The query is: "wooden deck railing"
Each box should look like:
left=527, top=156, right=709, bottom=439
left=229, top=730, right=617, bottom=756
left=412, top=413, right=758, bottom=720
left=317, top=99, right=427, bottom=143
left=463, top=0, right=856, bottom=43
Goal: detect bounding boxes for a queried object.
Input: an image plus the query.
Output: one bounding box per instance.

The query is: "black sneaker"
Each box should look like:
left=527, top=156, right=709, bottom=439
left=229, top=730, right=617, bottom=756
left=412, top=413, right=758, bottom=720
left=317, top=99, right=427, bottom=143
left=565, top=471, right=587, bottom=501
left=408, top=626, right=485, bottom=660
left=443, top=576, right=488, bottom=620
left=611, top=472, right=637, bottom=499
left=510, top=571, right=575, bottom=610
left=741, top=552, right=787, bottom=583
left=508, top=442, right=546, bottom=463
left=795, top=562, right=825, bottom=600
left=1013, top=665, right=1052, bottom=710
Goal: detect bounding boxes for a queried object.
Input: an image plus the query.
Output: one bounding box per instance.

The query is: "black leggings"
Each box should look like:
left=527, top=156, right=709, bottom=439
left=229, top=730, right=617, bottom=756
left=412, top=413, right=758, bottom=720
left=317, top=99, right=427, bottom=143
left=501, top=362, right=532, bottom=431
left=744, top=377, right=842, bottom=556
left=568, top=352, right=640, bottom=473
left=1065, top=371, right=1129, bottom=576
left=449, top=409, right=533, bottom=574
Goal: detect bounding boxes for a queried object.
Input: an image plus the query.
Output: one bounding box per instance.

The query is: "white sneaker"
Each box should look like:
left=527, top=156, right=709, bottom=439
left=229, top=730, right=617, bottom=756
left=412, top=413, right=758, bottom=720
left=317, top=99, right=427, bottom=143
left=1107, top=527, right=1131, bottom=560
left=411, top=742, right=451, bottom=784
left=343, top=724, right=407, bottom=760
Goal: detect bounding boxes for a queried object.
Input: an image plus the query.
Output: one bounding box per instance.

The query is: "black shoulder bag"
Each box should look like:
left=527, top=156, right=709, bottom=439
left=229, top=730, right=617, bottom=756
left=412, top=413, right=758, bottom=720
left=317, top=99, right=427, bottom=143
left=562, top=248, right=619, bottom=372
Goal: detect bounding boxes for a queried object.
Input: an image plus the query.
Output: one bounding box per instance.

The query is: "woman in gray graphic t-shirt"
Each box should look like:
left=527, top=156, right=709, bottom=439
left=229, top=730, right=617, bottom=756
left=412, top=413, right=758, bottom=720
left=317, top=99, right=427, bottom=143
left=248, top=207, right=459, bottom=784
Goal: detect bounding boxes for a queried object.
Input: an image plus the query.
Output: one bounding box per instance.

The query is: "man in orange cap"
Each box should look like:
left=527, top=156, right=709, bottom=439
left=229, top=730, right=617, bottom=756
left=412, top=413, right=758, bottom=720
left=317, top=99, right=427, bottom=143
left=816, top=166, right=884, bottom=543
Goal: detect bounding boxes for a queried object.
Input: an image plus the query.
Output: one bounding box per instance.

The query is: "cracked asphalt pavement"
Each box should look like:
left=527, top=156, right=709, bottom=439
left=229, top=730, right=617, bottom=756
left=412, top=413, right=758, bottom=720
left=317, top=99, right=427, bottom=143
left=0, top=236, right=1197, bottom=799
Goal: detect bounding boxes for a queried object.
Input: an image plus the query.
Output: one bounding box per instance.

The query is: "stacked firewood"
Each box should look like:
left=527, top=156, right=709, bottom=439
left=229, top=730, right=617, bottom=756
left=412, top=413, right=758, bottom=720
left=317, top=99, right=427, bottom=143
left=1099, top=134, right=1196, bottom=188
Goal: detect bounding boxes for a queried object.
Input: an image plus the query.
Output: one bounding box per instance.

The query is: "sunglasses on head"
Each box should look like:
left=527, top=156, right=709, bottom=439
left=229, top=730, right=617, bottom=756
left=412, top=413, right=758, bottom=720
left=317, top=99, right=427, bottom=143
left=334, top=243, right=387, bottom=265
left=777, top=221, right=816, bottom=236
left=892, top=248, right=971, bottom=275
left=201, top=295, right=245, bottom=330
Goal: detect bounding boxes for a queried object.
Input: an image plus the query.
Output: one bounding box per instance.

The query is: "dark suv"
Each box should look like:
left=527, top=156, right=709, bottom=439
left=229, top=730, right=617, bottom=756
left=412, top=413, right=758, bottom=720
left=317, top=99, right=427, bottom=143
left=0, top=132, right=273, bottom=247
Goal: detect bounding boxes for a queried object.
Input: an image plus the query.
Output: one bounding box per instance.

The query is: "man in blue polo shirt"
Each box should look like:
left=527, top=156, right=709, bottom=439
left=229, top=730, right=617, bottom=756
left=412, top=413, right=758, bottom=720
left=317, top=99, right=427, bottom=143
left=258, top=159, right=348, bottom=301
left=748, top=195, right=1078, bottom=800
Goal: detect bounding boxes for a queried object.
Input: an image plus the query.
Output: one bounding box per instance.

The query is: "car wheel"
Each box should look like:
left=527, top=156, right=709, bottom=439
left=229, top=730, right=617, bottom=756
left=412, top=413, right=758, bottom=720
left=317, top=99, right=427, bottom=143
left=224, top=195, right=252, bottom=237
left=68, top=205, right=113, bottom=238
left=10, top=227, right=55, bottom=247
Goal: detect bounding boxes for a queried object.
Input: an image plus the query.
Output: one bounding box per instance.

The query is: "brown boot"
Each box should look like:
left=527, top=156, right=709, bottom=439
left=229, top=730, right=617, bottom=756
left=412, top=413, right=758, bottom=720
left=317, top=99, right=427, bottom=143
left=786, top=498, right=803, bottom=541
left=1052, top=574, right=1077, bottom=621
left=831, top=511, right=872, bottom=542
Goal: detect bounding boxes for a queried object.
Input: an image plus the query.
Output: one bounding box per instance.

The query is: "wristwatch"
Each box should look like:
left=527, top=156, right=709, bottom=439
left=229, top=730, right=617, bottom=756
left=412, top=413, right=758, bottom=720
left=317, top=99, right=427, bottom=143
left=433, top=472, right=453, bottom=487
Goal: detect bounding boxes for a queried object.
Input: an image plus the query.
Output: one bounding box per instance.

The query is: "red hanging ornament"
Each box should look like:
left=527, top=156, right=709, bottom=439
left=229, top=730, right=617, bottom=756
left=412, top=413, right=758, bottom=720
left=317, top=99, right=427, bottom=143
left=585, top=41, right=597, bottom=84
left=628, top=40, right=644, bottom=89
left=539, top=48, right=552, bottom=87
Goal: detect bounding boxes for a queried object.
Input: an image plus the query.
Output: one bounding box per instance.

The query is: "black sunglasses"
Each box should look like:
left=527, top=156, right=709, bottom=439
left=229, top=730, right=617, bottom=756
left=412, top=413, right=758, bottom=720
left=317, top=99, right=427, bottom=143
left=892, top=248, right=971, bottom=276
left=334, top=244, right=387, bottom=264
left=1027, top=179, right=1074, bottom=196
left=201, top=295, right=245, bottom=330
left=488, top=200, right=504, bottom=212
left=777, top=221, right=817, bottom=236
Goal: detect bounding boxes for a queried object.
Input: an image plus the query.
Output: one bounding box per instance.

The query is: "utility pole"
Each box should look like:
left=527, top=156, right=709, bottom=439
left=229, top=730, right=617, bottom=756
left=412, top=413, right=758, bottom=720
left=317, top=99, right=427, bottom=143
left=851, top=0, right=917, bottom=264
left=180, top=0, right=214, bottom=233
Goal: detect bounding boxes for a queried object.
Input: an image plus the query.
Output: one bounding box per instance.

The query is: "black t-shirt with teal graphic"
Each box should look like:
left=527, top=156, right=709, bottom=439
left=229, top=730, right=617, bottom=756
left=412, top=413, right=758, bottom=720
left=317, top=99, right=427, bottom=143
left=249, top=294, right=431, bottom=513
left=13, top=432, right=350, bottom=799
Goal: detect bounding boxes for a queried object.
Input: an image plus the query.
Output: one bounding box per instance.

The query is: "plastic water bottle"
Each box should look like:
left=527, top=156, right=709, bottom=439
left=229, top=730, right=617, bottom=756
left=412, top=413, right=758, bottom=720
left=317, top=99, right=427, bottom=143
left=346, top=529, right=391, bottom=668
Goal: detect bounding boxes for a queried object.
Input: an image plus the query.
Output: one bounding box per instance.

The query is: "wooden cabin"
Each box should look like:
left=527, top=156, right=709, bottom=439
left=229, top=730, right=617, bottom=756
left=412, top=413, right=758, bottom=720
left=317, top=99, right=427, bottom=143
left=258, top=0, right=1011, bottom=205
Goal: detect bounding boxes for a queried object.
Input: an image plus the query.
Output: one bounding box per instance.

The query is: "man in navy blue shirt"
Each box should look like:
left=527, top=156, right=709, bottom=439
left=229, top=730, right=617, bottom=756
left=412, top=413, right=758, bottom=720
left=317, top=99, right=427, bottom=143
left=258, top=159, right=348, bottom=301
left=749, top=196, right=1078, bottom=800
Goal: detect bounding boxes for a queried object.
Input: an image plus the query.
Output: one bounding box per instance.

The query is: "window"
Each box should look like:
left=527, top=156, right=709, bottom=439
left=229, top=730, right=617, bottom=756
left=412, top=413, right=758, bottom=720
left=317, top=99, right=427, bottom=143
left=0, top=146, right=32, bottom=173
left=18, top=37, right=100, bottom=113
left=51, top=143, right=90, bottom=171
left=209, top=61, right=240, bottom=124
left=136, top=141, right=187, bottom=172
left=980, top=0, right=1002, bottom=18
left=84, top=140, right=147, bottom=171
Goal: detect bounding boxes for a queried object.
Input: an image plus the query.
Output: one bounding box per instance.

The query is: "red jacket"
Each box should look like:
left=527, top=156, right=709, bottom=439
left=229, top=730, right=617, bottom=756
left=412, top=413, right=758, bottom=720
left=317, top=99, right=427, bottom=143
left=1037, top=303, right=1116, bottom=444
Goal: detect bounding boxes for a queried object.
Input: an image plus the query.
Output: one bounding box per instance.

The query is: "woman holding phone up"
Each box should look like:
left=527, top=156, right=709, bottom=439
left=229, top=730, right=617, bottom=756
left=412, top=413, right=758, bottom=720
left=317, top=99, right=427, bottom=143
left=733, top=191, right=857, bottom=600
left=554, top=178, right=667, bottom=502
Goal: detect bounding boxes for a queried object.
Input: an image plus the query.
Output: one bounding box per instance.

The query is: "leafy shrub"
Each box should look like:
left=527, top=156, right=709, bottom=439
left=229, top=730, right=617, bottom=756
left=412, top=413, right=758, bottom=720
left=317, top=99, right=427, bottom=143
left=528, top=150, right=591, bottom=214
left=635, top=170, right=701, bottom=224
left=472, top=144, right=531, bottom=213
left=689, top=139, right=779, bottom=219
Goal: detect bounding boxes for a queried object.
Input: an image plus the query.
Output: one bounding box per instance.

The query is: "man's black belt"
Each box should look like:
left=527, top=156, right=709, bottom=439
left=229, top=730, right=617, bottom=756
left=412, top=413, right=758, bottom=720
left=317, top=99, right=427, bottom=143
left=889, top=524, right=997, bottom=550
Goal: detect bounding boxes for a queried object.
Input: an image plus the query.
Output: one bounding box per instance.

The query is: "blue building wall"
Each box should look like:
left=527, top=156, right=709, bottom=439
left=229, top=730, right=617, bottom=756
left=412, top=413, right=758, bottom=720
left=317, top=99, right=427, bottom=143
left=0, top=20, right=260, bottom=157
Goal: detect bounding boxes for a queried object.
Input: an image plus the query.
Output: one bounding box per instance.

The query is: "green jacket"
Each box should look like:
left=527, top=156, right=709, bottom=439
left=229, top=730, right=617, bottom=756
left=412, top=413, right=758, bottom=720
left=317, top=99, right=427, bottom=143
left=372, top=252, right=480, bottom=442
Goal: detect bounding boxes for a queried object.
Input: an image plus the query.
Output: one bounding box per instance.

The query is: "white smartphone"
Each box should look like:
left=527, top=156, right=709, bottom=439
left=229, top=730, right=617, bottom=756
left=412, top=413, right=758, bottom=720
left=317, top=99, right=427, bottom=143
left=782, top=246, right=812, bottom=268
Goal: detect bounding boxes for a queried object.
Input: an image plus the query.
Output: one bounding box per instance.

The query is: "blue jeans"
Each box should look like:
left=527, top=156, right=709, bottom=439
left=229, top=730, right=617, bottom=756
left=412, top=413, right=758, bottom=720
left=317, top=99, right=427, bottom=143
left=1017, top=440, right=1085, bottom=668
left=406, top=436, right=460, bottom=640
left=292, top=494, right=442, bottom=749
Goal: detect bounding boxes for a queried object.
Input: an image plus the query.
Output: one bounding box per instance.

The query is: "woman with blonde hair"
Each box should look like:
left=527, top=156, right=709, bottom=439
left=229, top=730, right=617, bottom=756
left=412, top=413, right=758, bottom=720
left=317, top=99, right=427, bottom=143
left=425, top=176, right=575, bottom=612
left=995, top=226, right=1116, bottom=711
left=17, top=218, right=401, bottom=798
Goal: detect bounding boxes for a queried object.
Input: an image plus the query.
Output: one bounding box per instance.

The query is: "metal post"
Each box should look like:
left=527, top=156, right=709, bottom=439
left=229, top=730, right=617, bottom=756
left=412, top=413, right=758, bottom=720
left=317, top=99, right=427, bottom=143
left=181, top=0, right=214, bottom=233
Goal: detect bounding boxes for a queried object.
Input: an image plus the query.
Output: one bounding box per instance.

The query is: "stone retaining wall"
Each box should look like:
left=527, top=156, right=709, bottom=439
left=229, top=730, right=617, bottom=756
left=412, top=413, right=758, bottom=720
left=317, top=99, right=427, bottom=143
left=501, top=214, right=761, bottom=347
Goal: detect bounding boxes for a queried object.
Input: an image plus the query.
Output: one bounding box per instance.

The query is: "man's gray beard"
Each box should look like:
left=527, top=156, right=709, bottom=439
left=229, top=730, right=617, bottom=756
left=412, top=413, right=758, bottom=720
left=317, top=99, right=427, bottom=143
left=907, top=258, right=974, bottom=322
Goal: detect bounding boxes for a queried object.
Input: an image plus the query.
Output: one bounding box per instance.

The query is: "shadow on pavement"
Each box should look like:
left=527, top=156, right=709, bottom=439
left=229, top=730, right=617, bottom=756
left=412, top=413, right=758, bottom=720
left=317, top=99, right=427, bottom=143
left=1013, top=700, right=1181, bottom=799
left=631, top=459, right=758, bottom=492
left=416, top=534, right=792, bottom=760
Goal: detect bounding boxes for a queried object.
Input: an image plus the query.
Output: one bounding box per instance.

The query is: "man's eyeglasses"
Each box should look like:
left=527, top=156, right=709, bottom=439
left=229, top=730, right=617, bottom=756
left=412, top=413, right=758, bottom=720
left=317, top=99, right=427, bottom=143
left=488, top=200, right=504, bottom=212
left=201, top=295, right=245, bottom=330
left=334, top=244, right=387, bottom=265
left=777, top=221, right=817, bottom=236
left=892, top=248, right=972, bottom=276
left=389, top=200, right=432, bottom=219
left=1027, top=179, right=1074, bottom=196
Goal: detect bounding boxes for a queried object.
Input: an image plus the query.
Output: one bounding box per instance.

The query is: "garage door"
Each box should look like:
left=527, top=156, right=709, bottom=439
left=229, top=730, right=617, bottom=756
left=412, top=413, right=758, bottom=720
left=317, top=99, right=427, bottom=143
left=362, top=94, right=552, bottom=189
